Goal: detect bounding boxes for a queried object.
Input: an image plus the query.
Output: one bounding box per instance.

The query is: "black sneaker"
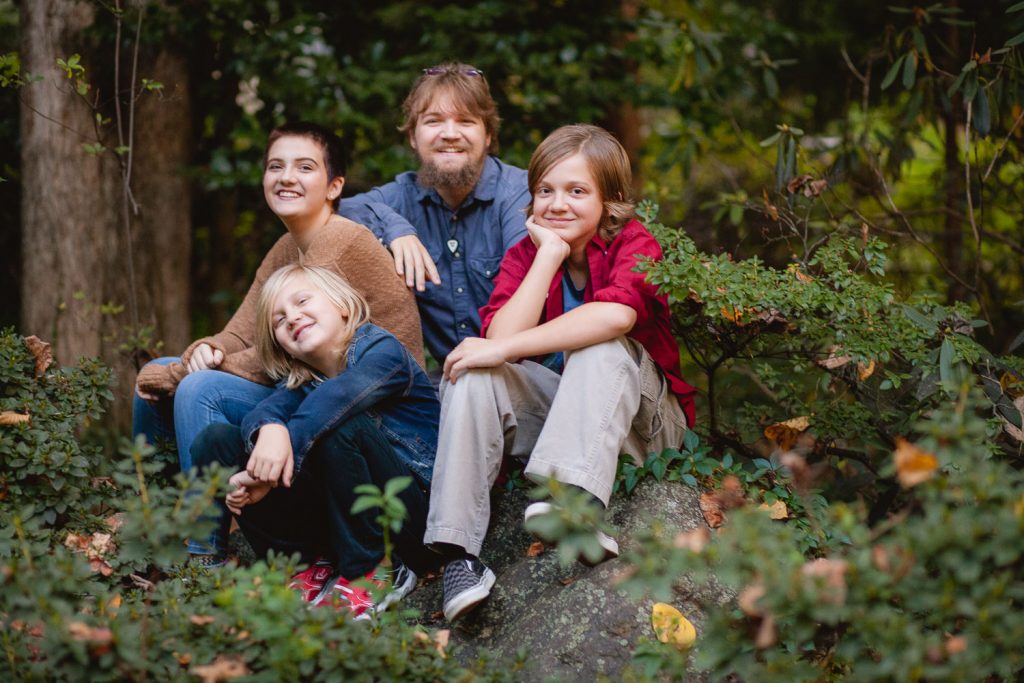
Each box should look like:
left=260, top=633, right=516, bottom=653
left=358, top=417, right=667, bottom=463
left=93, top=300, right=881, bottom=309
left=372, top=563, right=419, bottom=615
left=442, top=558, right=496, bottom=622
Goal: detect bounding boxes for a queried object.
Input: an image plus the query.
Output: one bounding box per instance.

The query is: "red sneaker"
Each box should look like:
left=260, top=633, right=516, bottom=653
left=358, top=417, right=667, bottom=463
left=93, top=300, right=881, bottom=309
left=312, top=570, right=387, bottom=618
left=288, top=559, right=334, bottom=603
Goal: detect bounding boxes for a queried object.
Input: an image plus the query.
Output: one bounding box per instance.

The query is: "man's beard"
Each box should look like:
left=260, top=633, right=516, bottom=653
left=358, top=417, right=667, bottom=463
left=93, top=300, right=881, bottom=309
left=417, top=152, right=485, bottom=196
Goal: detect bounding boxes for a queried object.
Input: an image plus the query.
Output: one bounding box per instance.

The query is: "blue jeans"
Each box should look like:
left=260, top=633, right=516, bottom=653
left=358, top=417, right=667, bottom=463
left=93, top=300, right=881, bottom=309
left=132, top=357, right=275, bottom=472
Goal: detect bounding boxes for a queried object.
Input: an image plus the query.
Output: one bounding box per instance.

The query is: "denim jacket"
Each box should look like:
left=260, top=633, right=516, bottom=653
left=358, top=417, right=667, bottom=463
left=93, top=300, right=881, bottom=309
left=239, top=323, right=439, bottom=485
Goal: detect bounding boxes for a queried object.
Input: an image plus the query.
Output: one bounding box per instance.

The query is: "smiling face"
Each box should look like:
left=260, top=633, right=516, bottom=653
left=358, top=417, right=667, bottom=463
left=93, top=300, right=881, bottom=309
left=263, top=135, right=343, bottom=227
left=532, top=152, right=604, bottom=255
left=410, top=91, right=490, bottom=203
left=270, top=271, right=348, bottom=376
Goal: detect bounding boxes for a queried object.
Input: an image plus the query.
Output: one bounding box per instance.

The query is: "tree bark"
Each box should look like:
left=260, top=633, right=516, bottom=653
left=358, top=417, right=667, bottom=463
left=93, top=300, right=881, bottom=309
left=20, top=0, right=191, bottom=430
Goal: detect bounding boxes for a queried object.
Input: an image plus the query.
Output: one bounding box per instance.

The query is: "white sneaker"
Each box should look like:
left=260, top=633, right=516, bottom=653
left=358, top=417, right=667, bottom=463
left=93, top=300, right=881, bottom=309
left=524, top=501, right=619, bottom=566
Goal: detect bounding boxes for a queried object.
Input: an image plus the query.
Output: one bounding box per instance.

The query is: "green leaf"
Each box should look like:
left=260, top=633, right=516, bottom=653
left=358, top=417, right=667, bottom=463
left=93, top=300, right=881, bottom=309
left=759, top=132, right=780, bottom=147
left=383, top=475, right=412, bottom=498
left=901, top=304, right=936, bottom=332
left=350, top=498, right=379, bottom=515
left=939, top=337, right=955, bottom=386
left=1009, top=1, right=1024, bottom=12
left=1007, top=329, right=1024, bottom=354
left=1005, top=31, right=1024, bottom=47
left=974, top=88, right=991, bottom=137
left=902, top=51, right=917, bottom=89
left=881, top=54, right=905, bottom=90
left=683, top=430, right=699, bottom=451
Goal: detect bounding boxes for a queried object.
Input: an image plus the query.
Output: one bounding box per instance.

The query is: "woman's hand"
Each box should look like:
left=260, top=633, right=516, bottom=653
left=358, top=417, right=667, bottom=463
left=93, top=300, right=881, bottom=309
left=245, top=423, right=294, bottom=487
left=443, top=337, right=511, bottom=383
left=186, top=343, right=224, bottom=373
left=526, top=215, right=569, bottom=261
left=226, top=470, right=273, bottom=514
left=389, top=234, right=441, bottom=292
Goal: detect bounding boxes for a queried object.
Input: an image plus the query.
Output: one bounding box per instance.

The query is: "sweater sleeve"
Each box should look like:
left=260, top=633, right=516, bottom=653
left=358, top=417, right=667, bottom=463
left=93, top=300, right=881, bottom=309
left=303, top=218, right=426, bottom=368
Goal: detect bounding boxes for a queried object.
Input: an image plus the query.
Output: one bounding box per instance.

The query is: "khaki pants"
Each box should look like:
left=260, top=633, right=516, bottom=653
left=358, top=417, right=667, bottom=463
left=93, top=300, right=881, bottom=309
left=423, top=337, right=687, bottom=556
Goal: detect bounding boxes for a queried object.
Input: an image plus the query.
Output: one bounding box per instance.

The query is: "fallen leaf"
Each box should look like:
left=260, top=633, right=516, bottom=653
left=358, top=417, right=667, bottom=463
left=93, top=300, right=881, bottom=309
left=67, top=621, right=113, bottom=644
left=104, top=514, right=125, bottom=532
left=174, top=652, right=193, bottom=666
left=817, top=347, right=852, bottom=370
left=976, top=48, right=992, bottom=65
left=945, top=634, right=968, bottom=655
left=672, top=527, right=710, bottom=552
left=786, top=174, right=813, bottom=195
left=871, top=545, right=890, bottom=573
left=525, top=541, right=545, bottom=557
left=893, top=438, right=939, bottom=488
left=759, top=500, right=789, bottom=520
left=762, top=189, right=779, bottom=221
left=558, top=576, right=578, bottom=586
left=779, top=452, right=818, bottom=491
left=738, top=583, right=766, bottom=617
left=804, top=178, right=828, bottom=197
left=190, top=615, right=216, bottom=626
left=764, top=416, right=811, bottom=451
left=857, top=359, right=876, bottom=381
left=191, top=655, right=250, bottom=683
left=0, top=411, right=30, bottom=426
left=794, top=269, right=814, bottom=284
left=236, top=630, right=249, bottom=641
left=755, top=612, right=776, bottom=649
left=801, top=558, right=848, bottom=605
left=651, top=603, right=697, bottom=650
left=720, top=305, right=745, bottom=325
left=698, top=493, right=726, bottom=528
left=24, top=336, right=53, bottom=377
left=434, top=629, right=450, bottom=658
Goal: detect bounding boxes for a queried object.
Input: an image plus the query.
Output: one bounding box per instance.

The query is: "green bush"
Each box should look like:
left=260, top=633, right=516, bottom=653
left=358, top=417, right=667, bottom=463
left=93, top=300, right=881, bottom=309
left=0, top=331, right=512, bottom=681
left=616, top=391, right=1024, bottom=682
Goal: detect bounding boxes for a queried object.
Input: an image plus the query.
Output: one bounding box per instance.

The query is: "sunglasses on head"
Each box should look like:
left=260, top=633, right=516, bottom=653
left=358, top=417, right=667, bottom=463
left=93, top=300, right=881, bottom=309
left=422, top=67, right=484, bottom=77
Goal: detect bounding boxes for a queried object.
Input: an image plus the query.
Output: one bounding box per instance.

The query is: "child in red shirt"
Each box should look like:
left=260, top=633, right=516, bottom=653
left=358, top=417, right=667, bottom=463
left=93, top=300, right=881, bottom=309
left=424, top=124, right=696, bottom=622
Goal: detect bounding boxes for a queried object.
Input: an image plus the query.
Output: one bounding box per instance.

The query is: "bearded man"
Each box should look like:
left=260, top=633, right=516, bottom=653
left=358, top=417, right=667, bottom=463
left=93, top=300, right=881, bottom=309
left=340, top=63, right=529, bottom=364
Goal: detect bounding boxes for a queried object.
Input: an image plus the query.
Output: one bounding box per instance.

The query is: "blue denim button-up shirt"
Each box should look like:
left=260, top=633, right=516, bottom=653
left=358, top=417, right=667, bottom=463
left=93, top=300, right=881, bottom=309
left=239, top=323, right=439, bottom=485
left=339, top=156, right=530, bottom=362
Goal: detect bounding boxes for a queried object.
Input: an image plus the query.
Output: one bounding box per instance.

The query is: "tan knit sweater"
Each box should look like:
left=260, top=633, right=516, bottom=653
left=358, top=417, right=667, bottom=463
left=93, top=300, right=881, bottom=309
left=137, top=215, right=424, bottom=395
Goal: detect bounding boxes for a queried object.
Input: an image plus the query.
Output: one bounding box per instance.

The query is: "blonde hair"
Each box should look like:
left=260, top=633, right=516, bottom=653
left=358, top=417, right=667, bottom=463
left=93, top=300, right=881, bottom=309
left=400, top=62, right=500, bottom=154
left=255, top=264, right=371, bottom=389
left=527, top=124, right=636, bottom=242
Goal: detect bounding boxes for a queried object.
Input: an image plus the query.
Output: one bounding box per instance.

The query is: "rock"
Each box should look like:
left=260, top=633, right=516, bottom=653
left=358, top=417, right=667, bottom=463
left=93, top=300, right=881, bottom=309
left=404, top=477, right=729, bottom=682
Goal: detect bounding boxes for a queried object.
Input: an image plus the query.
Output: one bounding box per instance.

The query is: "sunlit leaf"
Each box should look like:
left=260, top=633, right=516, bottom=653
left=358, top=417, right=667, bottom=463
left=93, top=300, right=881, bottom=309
left=651, top=603, right=697, bottom=650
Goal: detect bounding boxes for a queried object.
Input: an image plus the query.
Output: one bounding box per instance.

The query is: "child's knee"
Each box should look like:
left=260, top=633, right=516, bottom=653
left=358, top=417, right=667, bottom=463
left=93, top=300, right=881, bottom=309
left=190, top=423, right=244, bottom=469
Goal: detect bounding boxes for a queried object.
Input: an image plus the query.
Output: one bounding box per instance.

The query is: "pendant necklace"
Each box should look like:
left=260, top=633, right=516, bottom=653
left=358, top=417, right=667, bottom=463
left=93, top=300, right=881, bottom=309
left=447, top=212, right=460, bottom=254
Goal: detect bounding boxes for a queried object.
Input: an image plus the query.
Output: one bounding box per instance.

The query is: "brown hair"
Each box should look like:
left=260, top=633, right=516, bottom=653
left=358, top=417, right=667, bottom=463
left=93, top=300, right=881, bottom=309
left=400, top=63, right=500, bottom=154
left=527, top=124, right=636, bottom=242
left=263, top=122, right=347, bottom=210
left=255, top=264, right=371, bottom=389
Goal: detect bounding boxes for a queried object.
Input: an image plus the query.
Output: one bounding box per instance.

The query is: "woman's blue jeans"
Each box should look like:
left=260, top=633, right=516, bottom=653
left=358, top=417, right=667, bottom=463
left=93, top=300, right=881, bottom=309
left=131, top=357, right=274, bottom=472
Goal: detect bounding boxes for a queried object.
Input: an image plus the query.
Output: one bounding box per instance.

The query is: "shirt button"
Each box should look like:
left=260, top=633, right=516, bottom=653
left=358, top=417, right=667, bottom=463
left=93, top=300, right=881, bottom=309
left=456, top=287, right=464, bottom=293
left=459, top=323, right=467, bottom=329
left=454, top=252, right=461, bottom=258
left=485, top=270, right=491, bottom=276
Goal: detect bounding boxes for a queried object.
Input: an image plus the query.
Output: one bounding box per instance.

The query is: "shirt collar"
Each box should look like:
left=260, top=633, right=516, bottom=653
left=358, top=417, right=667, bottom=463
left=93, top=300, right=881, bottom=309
left=413, top=155, right=500, bottom=207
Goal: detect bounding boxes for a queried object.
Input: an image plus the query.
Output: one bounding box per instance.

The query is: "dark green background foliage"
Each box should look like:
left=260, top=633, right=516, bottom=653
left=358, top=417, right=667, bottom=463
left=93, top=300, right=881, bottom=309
left=4, top=0, right=1024, bottom=679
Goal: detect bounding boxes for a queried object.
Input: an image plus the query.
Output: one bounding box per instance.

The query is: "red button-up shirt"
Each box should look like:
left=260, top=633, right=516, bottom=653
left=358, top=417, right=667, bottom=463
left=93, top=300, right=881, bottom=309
left=479, top=219, right=696, bottom=426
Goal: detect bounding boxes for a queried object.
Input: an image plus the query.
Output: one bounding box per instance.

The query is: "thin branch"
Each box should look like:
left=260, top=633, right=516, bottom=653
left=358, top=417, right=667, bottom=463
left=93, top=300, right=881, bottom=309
left=982, top=105, right=1024, bottom=182
left=962, top=100, right=995, bottom=332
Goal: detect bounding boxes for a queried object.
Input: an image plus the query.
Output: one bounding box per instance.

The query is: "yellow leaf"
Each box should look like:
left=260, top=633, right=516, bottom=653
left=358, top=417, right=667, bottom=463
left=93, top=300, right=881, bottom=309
left=651, top=603, right=697, bottom=650
left=0, top=411, right=30, bottom=426
left=759, top=500, right=789, bottom=519
left=857, top=359, right=876, bottom=381
left=893, top=437, right=939, bottom=488
left=764, top=416, right=810, bottom=451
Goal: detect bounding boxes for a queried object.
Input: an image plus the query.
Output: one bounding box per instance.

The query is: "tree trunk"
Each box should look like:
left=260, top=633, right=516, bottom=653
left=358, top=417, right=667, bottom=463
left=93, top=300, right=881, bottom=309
left=20, top=0, right=191, bottom=431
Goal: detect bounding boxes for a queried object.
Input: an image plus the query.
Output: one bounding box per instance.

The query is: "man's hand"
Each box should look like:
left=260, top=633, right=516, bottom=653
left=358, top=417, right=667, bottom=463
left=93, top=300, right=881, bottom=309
left=186, top=343, right=224, bottom=373
left=526, top=215, right=570, bottom=261
left=226, top=470, right=273, bottom=514
left=245, top=423, right=294, bottom=487
left=444, top=337, right=511, bottom=383
left=389, top=234, right=441, bottom=292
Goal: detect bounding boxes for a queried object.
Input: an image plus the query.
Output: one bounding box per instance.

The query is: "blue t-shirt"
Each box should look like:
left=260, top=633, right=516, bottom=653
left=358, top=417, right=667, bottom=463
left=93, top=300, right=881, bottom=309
left=339, top=156, right=530, bottom=363
left=540, top=270, right=587, bottom=373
